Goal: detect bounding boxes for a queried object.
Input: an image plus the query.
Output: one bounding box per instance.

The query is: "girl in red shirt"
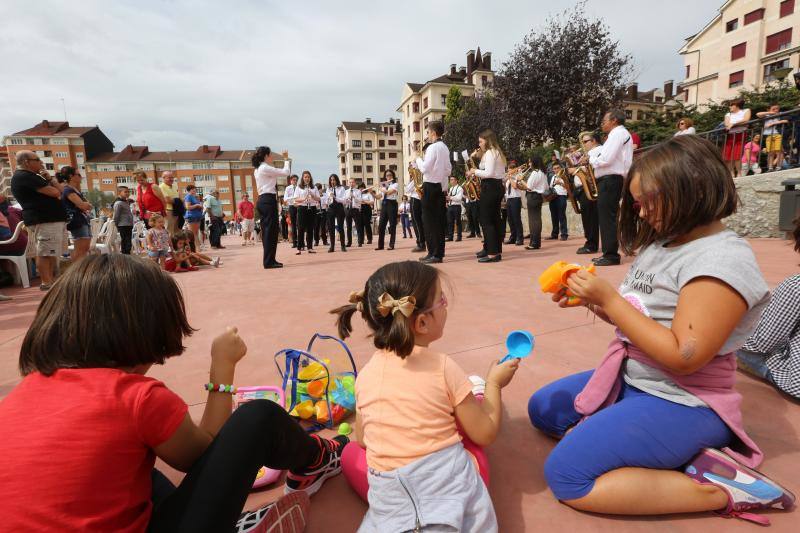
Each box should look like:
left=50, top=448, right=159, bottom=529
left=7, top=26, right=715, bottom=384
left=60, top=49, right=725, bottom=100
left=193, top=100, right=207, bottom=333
left=0, top=255, right=347, bottom=532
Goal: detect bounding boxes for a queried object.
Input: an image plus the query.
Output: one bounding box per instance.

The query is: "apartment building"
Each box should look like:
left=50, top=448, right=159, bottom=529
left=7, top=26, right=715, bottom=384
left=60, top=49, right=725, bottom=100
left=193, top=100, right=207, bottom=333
left=397, top=48, right=494, bottom=184
left=679, top=0, right=800, bottom=107
left=4, top=120, right=289, bottom=217
left=0, top=147, right=11, bottom=198
left=336, top=119, right=402, bottom=188
left=622, top=81, right=683, bottom=123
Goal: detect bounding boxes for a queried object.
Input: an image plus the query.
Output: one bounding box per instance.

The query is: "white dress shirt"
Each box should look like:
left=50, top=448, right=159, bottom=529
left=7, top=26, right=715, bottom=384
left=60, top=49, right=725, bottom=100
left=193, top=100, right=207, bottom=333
left=590, top=125, right=633, bottom=178
left=473, top=149, right=505, bottom=180
left=283, top=184, right=297, bottom=206
left=255, top=162, right=291, bottom=195
left=447, top=184, right=464, bottom=206
left=505, top=178, right=522, bottom=199
left=550, top=174, right=568, bottom=196
left=399, top=201, right=410, bottom=214
left=526, top=169, right=549, bottom=194
left=319, top=189, right=330, bottom=209
left=293, top=186, right=320, bottom=207
left=404, top=180, right=420, bottom=200
left=575, top=145, right=603, bottom=189
left=382, top=182, right=398, bottom=200
left=415, top=140, right=452, bottom=190
left=345, top=187, right=362, bottom=209
left=361, top=191, right=374, bottom=207
left=327, top=186, right=347, bottom=205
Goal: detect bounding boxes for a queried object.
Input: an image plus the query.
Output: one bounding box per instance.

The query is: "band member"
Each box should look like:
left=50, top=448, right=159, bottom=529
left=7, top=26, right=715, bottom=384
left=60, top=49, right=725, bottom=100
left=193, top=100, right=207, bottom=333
left=376, top=169, right=399, bottom=250
left=590, top=109, right=633, bottom=266
left=468, top=129, right=505, bottom=263
left=252, top=146, right=291, bottom=269
left=399, top=195, right=413, bottom=239
left=326, top=174, right=347, bottom=252
left=315, top=183, right=328, bottom=246
left=525, top=156, right=549, bottom=250
left=404, top=176, right=425, bottom=252
left=415, top=121, right=451, bottom=264
left=359, top=183, right=374, bottom=245
left=445, top=176, right=463, bottom=242
left=284, top=175, right=299, bottom=248
left=571, top=131, right=601, bottom=255
left=504, top=164, right=524, bottom=246
left=279, top=196, right=288, bottom=241
left=548, top=161, right=569, bottom=241
left=345, top=178, right=364, bottom=247
left=464, top=194, right=481, bottom=238
left=293, top=171, right=320, bottom=255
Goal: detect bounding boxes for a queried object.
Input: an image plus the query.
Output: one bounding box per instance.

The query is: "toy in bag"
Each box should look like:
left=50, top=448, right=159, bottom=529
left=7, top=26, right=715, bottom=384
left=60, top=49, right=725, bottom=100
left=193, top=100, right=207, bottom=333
left=274, top=333, right=357, bottom=432
left=232, top=386, right=286, bottom=489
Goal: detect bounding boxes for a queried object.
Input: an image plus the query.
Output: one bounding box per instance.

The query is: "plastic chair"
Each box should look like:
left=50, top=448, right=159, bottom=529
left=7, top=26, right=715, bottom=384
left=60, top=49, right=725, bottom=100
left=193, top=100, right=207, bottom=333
left=95, top=220, right=119, bottom=254
left=0, top=222, right=31, bottom=288
left=131, top=221, right=146, bottom=255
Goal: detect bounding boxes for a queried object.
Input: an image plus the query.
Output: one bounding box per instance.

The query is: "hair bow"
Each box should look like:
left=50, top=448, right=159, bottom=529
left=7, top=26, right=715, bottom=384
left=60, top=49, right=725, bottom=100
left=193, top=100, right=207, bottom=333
left=376, top=292, right=416, bottom=318
left=349, top=290, right=365, bottom=312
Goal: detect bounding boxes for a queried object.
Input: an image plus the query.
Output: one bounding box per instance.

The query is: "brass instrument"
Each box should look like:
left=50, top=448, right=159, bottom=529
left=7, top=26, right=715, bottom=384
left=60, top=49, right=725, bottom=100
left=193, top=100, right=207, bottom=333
left=462, top=148, right=482, bottom=201
left=557, top=165, right=582, bottom=214
left=573, top=164, right=599, bottom=201
left=408, top=141, right=426, bottom=196
left=506, top=162, right=531, bottom=191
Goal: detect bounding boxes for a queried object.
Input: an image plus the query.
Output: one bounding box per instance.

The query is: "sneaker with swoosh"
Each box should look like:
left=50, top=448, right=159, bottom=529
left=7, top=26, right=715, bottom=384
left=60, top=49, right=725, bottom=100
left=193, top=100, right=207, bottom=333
left=285, top=434, right=348, bottom=496
left=684, top=448, right=795, bottom=525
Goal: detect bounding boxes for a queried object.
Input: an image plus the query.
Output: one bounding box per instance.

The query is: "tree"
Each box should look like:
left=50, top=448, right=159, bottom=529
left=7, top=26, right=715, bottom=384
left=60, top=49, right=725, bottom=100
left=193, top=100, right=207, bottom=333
left=445, top=86, right=464, bottom=122
left=495, top=1, right=633, bottom=147
left=85, top=188, right=116, bottom=217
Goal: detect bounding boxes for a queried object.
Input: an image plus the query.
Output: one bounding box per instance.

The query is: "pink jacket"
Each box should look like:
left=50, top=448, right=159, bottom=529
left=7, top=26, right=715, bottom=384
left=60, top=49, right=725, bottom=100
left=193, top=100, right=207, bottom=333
left=574, top=338, right=762, bottom=468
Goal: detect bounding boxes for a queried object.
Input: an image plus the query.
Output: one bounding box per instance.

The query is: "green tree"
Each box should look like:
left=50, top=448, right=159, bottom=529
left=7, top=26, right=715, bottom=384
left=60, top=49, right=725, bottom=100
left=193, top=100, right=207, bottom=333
left=85, top=188, right=116, bottom=217
left=445, top=86, right=464, bottom=122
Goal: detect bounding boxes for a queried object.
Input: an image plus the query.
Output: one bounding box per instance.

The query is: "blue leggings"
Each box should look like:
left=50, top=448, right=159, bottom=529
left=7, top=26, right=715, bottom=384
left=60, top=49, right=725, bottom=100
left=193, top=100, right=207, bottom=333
left=528, top=370, right=732, bottom=500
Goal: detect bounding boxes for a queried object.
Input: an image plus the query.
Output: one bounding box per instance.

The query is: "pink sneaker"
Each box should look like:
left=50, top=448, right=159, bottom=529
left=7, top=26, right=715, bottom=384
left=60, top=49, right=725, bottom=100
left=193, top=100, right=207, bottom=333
left=684, top=448, right=795, bottom=525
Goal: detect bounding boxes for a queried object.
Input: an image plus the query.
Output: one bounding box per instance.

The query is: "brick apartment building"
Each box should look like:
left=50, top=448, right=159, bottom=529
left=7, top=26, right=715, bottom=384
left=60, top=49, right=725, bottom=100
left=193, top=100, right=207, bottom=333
left=3, top=120, right=290, bottom=217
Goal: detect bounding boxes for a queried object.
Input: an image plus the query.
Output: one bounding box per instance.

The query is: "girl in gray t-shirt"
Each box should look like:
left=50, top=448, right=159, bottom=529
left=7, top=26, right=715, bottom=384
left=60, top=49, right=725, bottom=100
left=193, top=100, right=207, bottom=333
left=528, top=135, right=794, bottom=525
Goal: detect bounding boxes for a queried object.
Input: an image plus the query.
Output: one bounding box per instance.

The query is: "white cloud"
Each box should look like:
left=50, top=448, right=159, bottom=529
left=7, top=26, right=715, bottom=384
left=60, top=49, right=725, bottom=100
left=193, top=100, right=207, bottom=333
left=2, top=0, right=719, bottom=178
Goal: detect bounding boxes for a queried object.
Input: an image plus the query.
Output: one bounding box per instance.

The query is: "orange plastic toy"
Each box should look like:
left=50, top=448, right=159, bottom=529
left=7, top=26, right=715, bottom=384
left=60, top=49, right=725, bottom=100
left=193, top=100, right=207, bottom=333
left=539, top=260, right=596, bottom=306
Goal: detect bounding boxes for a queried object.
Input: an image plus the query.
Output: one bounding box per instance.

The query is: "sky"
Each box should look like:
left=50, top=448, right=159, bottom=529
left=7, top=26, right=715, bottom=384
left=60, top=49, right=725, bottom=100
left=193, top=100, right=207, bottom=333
left=1, top=0, right=720, bottom=178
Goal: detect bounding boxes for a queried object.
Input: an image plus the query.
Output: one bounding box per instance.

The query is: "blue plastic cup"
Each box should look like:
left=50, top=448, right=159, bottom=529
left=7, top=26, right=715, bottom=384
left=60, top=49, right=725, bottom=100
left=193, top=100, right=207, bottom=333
left=500, top=330, right=534, bottom=363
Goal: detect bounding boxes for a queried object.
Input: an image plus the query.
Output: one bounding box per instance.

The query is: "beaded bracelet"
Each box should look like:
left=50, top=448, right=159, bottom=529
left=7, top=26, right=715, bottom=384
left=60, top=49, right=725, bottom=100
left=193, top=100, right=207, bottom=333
left=204, top=382, right=237, bottom=394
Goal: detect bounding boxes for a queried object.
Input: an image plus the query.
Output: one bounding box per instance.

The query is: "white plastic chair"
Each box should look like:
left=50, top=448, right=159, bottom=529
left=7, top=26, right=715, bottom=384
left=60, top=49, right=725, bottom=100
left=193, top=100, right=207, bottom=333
left=95, top=220, right=119, bottom=254
left=131, top=221, right=147, bottom=255
left=0, top=222, right=31, bottom=288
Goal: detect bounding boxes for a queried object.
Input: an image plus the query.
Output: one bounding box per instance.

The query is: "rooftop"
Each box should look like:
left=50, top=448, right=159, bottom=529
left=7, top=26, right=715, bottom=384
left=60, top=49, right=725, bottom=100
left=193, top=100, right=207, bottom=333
left=11, top=120, right=98, bottom=137
left=0, top=235, right=797, bottom=532
left=89, top=144, right=256, bottom=163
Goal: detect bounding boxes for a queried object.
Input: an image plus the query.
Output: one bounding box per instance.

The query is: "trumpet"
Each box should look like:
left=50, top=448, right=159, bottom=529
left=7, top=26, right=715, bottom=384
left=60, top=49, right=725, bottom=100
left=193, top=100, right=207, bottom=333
left=506, top=162, right=531, bottom=191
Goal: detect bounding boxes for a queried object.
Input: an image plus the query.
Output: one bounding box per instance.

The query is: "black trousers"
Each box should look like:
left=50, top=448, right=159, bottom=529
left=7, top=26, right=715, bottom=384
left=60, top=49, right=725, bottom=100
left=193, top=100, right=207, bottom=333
left=209, top=217, right=224, bottom=247
left=575, top=188, right=599, bottom=252
left=421, top=182, right=447, bottom=259
left=288, top=206, right=298, bottom=247
left=346, top=207, right=363, bottom=246
left=257, top=193, right=279, bottom=267
left=479, top=179, right=504, bottom=255
left=597, top=174, right=623, bottom=260
left=377, top=199, right=398, bottom=249
left=411, top=197, right=425, bottom=248
left=360, top=205, right=373, bottom=243
left=315, top=209, right=328, bottom=245
left=525, top=192, right=543, bottom=248
left=466, top=201, right=481, bottom=236
left=327, top=203, right=346, bottom=248
left=296, top=206, right=316, bottom=250
left=280, top=210, right=288, bottom=240
left=506, top=197, right=523, bottom=243
left=446, top=204, right=462, bottom=240
left=549, top=195, right=568, bottom=238
left=148, top=400, right=320, bottom=533
left=118, top=225, right=133, bottom=255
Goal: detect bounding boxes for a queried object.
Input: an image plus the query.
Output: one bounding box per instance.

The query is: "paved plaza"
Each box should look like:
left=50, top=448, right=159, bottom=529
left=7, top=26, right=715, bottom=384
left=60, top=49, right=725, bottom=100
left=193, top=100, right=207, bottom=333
left=1, top=234, right=798, bottom=532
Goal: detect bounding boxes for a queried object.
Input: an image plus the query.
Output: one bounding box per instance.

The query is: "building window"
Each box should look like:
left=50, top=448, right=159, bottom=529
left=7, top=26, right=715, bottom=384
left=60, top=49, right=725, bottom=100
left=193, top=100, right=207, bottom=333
left=413, top=121, right=420, bottom=133
left=380, top=165, right=386, bottom=172
left=729, top=70, right=745, bottom=88
left=10, top=138, right=24, bottom=145
left=625, top=110, right=633, bottom=120
left=102, top=178, right=113, bottom=185
left=389, top=153, right=397, bottom=159
left=379, top=152, right=386, bottom=160
left=52, top=138, right=68, bottom=145
left=75, top=153, right=84, bottom=161
left=366, top=153, right=373, bottom=160
left=353, top=166, right=362, bottom=173
left=406, top=105, right=410, bottom=116
left=388, top=139, right=397, bottom=146
left=351, top=140, right=361, bottom=148
left=342, top=168, right=346, bottom=176
left=353, top=153, right=362, bottom=160
left=423, top=97, right=428, bottom=109
left=389, top=164, right=397, bottom=171
left=219, top=187, right=230, bottom=193
left=340, top=156, right=345, bottom=163
left=764, top=58, right=791, bottom=82
left=731, top=42, right=747, bottom=60
left=744, top=9, right=765, bottom=25
left=192, top=162, right=214, bottom=169
left=424, top=117, right=429, bottom=128
left=412, top=102, right=419, bottom=113
left=781, top=0, right=794, bottom=18
left=379, top=140, right=385, bottom=147
left=766, top=29, right=792, bottom=54
left=44, top=163, right=54, bottom=170
left=55, top=151, right=68, bottom=158
left=726, top=19, right=738, bottom=32
left=440, top=94, right=447, bottom=106
left=181, top=177, right=192, bottom=182
left=482, top=75, right=488, bottom=87
left=366, top=166, right=373, bottom=173
left=41, top=150, right=52, bottom=157
left=340, top=143, right=345, bottom=151
left=365, top=140, right=372, bottom=148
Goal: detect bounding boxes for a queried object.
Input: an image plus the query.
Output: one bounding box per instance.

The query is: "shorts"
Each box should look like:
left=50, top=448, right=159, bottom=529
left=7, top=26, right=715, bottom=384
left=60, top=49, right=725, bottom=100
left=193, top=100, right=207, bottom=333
left=241, top=219, right=255, bottom=233
left=29, top=222, right=66, bottom=257
left=147, top=249, right=169, bottom=259
left=765, top=134, right=783, bottom=152
left=69, top=224, right=91, bottom=240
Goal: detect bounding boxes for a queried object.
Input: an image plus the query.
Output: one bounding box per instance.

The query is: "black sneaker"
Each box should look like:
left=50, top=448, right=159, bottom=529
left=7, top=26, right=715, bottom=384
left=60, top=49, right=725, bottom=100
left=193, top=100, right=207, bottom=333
left=285, top=435, right=348, bottom=496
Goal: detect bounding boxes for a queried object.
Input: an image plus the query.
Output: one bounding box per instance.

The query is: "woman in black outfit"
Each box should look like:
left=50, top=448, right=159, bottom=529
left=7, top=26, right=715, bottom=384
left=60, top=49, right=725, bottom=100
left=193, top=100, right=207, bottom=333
left=294, top=171, right=319, bottom=255
left=375, top=169, right=399, bottom=250
left=326, top=174, right=347, bottom=252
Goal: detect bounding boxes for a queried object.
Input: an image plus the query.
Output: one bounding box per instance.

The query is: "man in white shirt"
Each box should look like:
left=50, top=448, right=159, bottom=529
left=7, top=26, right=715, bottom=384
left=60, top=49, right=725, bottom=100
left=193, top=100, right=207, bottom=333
left=571, top=132, right=602, bottom=255
left=345, top=178, right=364, bottom=247
left=283, top=175, right=299, bottom=249
left=588, top=109, right=633, bottom=266
left=414, top=121, right=452, bottom=263
left=445, top=176, right=464, bottom=242
left=252, top=146, right=291, bottom=268
left=524, top=158, right=549, bottom=250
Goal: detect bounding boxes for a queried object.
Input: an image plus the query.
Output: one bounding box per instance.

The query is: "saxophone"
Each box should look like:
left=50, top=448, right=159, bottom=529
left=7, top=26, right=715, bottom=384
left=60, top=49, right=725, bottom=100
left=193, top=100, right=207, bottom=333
left=462, top=148, right=482, bottom=201
left=408, top=142, right=426, bottom=196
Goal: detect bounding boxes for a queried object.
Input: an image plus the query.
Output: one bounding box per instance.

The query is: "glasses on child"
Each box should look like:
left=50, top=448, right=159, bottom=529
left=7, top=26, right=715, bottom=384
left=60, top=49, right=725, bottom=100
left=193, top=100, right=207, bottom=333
left=421, top=292, right=448, bottom=314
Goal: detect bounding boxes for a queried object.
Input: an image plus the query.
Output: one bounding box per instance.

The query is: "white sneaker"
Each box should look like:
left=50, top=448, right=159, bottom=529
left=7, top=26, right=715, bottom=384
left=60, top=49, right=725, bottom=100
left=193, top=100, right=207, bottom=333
left=212, top=257, right=221, bottom=268
left=0, top=294, right=12, bottom=302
